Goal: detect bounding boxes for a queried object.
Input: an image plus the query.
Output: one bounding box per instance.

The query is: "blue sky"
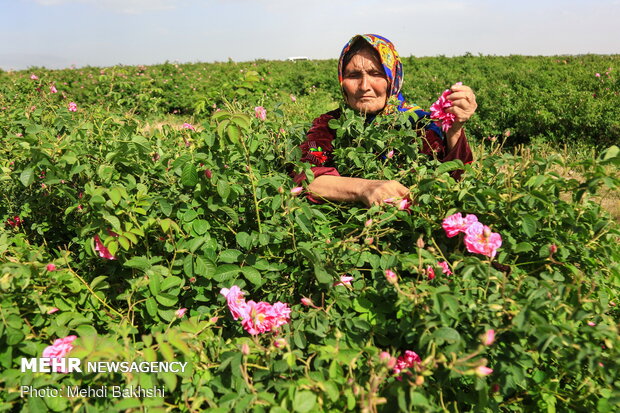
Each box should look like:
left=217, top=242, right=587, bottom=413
left=1, top=0, right=619, bottom=70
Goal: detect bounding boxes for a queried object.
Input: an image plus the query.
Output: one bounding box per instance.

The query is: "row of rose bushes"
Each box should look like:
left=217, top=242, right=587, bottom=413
left=1, top=63, right=619, bottom=411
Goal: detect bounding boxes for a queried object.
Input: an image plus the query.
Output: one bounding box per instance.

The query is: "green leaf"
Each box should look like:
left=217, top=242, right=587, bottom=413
left=159, top=198, right=172, bottom=216
left=235, top=231, right=251, bottom=249
left=227, top=124, right=241, bottom=144
left=156, top=293, right=178, bottom=307
left=192, top=219, right=209, bottom=235
left=181, top=162, right=198, bottom=187
left=118, top=235, right=130, bottom=250
left=521, top=215, right=537, bottom=238
left=217, top=179, right=230, bottom=199
left=241, top=266, right=262, bottom=286
left=433, top=327, right=461, bottom=344
left=160, top=276, right=183, bottom=291
left=108, top=187, right=122, bottom=205
left=435, top=160, right=464, bottom=176
left=19, top=168, right=35, bottom=187
left=214, top=264, right=240, bottom=282
left=194, top=256, right=215, bottom=278
left=293, top=391, right=317, bottom=413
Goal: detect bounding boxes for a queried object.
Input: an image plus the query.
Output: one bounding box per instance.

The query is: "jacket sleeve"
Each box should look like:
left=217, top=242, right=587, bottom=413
left=292, top=112, right=340, bottom=184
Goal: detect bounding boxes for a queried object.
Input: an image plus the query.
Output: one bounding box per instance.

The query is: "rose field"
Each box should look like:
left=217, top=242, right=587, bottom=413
left=0, top=55, right=619, bottom=412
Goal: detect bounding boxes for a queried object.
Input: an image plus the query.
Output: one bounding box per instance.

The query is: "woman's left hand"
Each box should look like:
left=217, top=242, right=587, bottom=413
left=446, top=83, right=477, bottom=122
left=444, top=83, right=477, bottom=149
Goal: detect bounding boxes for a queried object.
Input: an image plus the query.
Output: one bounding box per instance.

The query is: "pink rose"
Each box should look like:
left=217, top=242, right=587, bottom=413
left=301, top=297, right=314, bottom=307
left=42, top=335, right=77, bottom=372
left=241, top=300, right=276, bottom=335
left=464, top=222, right=502, bottom=259
left=68, top=102, right=78, bottom=112
left=442, top=212, right=478, bottom=238
left=393, top=350, right=421, bottom=379
left=50, top=85, right=58, bottom=93
left=290, top=186, right=303, bottom=196
left=182, top=122, right=195, bottom=131
left=438, top=261, right=452, bottom=275
left=30, top=74, right=39, bottom=80
left=175, top=308, right=187, bottom=318
left=254, top=106, right=266, bottom=121
left=270, top=301, right=291, bottom=330
left=426, top=265, right=435, bottom=280
left=384, top=269, right=398, bottom=284
left=476, top=366, right=493, bottom=377
left=220, top=286, right=247, bottom=320
left=274, top=338, right=287, bottom=348
left=430, top=82, right=462, bottom=132
left=334, top=275, right=353, bottom=287
left=93, top=235, right=116, bottom=260
left=482, top=329, right=495, bottom=346
left=46, top=263, right=57, bottom=272
left=47, top=307, right=59, bottom=314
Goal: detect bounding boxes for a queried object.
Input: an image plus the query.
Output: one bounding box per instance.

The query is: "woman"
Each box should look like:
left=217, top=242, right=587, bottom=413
left=294, top=34, right=476, bottom=206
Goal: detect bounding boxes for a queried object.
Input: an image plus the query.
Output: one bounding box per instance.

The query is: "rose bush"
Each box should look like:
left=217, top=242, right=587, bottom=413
left=0, top=56, right=619, bottom=412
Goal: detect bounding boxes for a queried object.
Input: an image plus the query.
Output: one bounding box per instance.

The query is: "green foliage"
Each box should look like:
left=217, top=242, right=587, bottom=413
left=0, top=56, right=619, bottom=412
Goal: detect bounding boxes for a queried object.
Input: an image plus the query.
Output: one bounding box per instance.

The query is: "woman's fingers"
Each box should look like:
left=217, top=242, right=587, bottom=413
left=363, top=180, right=409, bottom=206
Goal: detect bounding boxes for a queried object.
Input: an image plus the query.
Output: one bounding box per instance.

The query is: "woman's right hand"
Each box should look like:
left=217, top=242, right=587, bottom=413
left=358, top=179, right=409, bottom=207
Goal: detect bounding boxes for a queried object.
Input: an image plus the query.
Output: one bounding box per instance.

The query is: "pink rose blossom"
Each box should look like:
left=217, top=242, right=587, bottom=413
left=47, top=307, right=59, bottom=314
left=290, top=94, right=296, bottom=102
left=365, top=219, right=373, bottom=227
left=384, top=269, right=398, bottom=284
left=476, top=366, right=493, bottom=377
left=438, top=261, right=452, bottom=275
left=42, top=335, right=77, bottom=372
left=595, top=73, right=601, bottom=77
left=241, top=300, right=276, bottom=335
left=220, top=286, right=247, bottom=320
left=30, top=74, right=39, bottom=80
left=182, top=122, right=195, bottom=131
left=175, top=308, right=187, bottom=318
left=380, top=351, right=397, bottom=369
left=68, top=102, right=77, bottom=112
left=334, top=275, right=353, bottom=287
left=464, top=222, right=502, bottom=258
left=386, top=150, right=394, bottom=159
left=50, top=85, right=58, bottom=93
left=393, top=350, right=421, bottom=379
left=290, top=186, right=303, bottom=196
left=93, top=235, right=116, bottom=260
left=398, top=198, right=412, bottom=211
left=426, top=265, right=435, bottom=280
left=430, top=82, right=462, bottom=132
left=270, top=301, right=291, bottom=329
left=442, top=212, right=479, bottom=238
left=46, top=263, right=57, bottom=272
left=274, top=338, right=287, bottom=348
left=254, top=106, right=267, bottom=121
left=482, top=329, right=495, bottom=346
left=587, top=321, right=596, bottom=326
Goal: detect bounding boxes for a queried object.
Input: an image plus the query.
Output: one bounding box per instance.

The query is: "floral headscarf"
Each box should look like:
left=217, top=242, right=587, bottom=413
left=338, top=34, right=423, bottom=116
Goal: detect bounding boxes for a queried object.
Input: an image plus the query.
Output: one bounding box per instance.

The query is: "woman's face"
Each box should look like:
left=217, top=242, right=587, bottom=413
left=342, top=48, right=389, bottom=115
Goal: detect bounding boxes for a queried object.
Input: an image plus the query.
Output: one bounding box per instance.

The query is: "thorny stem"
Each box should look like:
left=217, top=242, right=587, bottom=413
left=62, top=252, right=126, bottom=321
